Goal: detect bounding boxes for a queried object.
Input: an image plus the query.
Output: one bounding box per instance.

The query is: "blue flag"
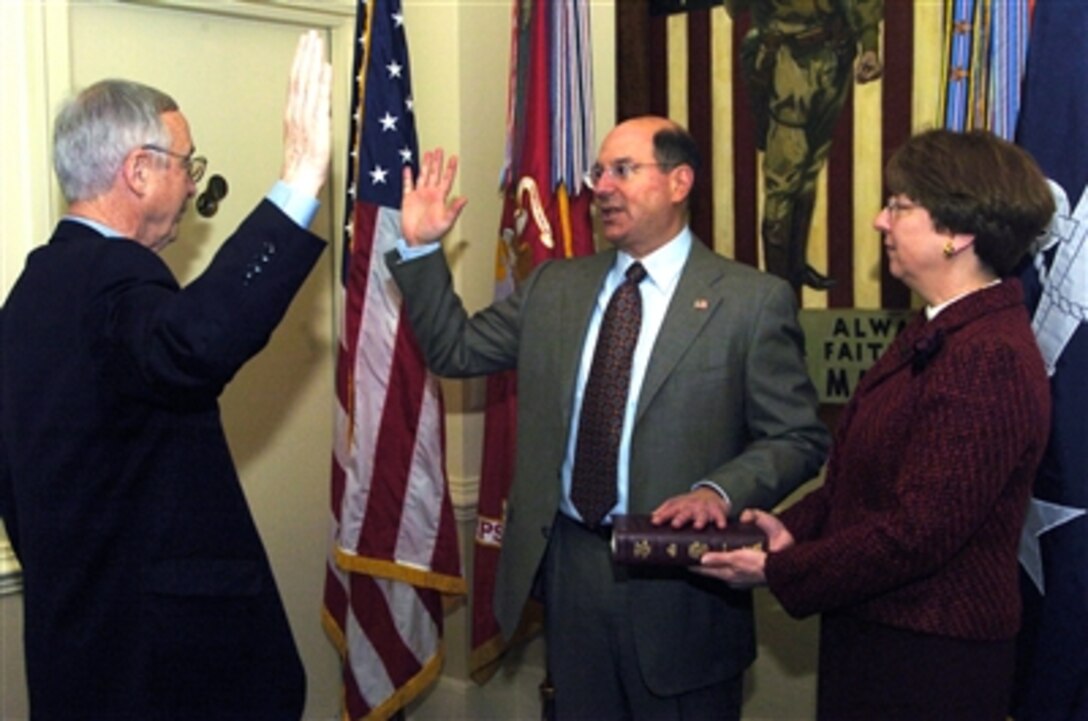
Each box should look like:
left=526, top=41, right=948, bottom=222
left=1014, top=1, right=1088, bottom=718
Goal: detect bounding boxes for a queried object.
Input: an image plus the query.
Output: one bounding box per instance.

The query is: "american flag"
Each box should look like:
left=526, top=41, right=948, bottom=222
left=322, top=2, right=465, bottom=719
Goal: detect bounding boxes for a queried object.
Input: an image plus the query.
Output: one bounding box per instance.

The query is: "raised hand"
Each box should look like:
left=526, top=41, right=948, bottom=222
left=401, top=148, right=468, bottom=246
left=280, top=30, right=332, bottom=198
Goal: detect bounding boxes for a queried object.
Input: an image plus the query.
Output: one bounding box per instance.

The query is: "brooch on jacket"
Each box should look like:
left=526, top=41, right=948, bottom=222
left=909, top=328, right=945, bottom=375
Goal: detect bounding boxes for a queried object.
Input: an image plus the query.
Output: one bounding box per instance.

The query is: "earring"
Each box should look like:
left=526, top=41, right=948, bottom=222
left=943, top=240, right=955, bottom=258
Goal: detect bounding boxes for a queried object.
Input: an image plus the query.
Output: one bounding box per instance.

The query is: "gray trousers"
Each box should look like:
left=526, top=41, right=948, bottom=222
left=542, top=513, right=743, bottom=721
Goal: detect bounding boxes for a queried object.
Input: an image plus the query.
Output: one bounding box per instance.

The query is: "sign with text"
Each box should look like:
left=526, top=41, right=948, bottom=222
left=799, top=309, right=913, bottom=404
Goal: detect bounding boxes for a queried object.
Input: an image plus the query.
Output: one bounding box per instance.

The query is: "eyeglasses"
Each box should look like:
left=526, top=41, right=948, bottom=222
left=141, top=144, right=207, bottom=183
left=883, top=196, right=919, bottom=217
left=585, top=160, right=672, bottom=189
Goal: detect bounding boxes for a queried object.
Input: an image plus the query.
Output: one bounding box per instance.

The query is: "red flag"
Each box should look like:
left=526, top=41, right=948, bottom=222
left=470, top=0, right=596, bottom=682
left=322, top=2, right=465, bottom=718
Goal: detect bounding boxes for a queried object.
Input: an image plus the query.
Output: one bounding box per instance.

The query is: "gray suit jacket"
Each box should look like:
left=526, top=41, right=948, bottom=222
left=388, top=237, right=828, bottom=694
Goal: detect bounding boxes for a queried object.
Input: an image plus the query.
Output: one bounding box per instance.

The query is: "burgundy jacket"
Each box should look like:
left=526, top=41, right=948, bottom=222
left=766, top=280, right=1050, bottom=640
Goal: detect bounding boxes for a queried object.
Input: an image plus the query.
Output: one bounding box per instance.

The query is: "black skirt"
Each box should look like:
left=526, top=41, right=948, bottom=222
left=817, top=613, right=1015, bottom=721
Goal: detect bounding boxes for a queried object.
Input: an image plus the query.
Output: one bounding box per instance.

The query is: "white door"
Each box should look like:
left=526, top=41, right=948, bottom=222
left=65, top=3, right=348, bottom=717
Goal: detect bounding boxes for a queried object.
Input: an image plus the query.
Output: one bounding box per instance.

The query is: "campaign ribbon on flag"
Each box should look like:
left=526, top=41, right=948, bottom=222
left=469, top=0, right=596, bottom=683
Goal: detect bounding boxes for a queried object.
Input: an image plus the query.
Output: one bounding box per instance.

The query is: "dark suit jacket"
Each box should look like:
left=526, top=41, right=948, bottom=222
left=389, top=237, right=829, bottom=694
left=0, top=201, right=325, bottom=720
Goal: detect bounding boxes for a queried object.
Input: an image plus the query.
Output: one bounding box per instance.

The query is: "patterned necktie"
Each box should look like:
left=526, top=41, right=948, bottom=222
left=571, top=262, right=648, bottom=528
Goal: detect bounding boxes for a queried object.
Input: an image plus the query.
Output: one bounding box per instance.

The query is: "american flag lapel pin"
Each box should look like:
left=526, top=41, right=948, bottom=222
left=693, top=298, right=709, bottom=310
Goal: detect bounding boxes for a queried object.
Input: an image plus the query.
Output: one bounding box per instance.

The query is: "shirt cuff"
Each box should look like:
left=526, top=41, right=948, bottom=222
left=394, top=236, right=442, bottom=261
left=693, top=480, right=733, bottom=512
left=266, top=180, right=320, bottom=229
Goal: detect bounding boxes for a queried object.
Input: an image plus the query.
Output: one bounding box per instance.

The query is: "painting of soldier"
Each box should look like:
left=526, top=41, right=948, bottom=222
left=725, top=0, right=884, bottom=290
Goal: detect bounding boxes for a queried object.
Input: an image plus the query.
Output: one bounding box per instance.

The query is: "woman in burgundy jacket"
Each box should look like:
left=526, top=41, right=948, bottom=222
left=698, top=129, right=1056, bottom=721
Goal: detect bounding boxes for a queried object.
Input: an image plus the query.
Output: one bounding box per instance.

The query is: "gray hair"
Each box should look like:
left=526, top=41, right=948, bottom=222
left=53, top=79, right=179, bottom=202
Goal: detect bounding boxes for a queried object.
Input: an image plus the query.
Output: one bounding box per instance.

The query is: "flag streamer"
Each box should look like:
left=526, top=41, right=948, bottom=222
left=470, top=0, right=596, bottom=683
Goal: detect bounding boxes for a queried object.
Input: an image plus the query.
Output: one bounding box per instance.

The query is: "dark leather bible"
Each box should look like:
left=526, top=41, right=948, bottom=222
left=610, top=514, right=768, bottom=565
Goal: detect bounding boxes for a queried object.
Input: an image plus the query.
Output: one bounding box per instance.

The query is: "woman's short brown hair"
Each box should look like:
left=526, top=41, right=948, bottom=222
left=885, top=128, right=1055, bottom=275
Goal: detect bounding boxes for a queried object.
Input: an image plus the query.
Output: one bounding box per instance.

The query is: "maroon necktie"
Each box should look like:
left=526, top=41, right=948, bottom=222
left=571, top=262, right=647, bottom=527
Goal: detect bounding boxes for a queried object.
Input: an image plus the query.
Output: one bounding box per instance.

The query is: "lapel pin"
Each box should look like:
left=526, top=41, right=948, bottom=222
left=693, top=299, right=709, bottom=310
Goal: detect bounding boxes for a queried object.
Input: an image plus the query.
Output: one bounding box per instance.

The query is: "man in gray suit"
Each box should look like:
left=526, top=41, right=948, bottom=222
left=389, top=116, right=828, bottom=720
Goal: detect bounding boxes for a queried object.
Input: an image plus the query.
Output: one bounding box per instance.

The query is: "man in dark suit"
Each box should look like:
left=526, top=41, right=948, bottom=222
left=389, top=116, right=829, bottom=720
left=0, top=32, right=330, bottom=721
